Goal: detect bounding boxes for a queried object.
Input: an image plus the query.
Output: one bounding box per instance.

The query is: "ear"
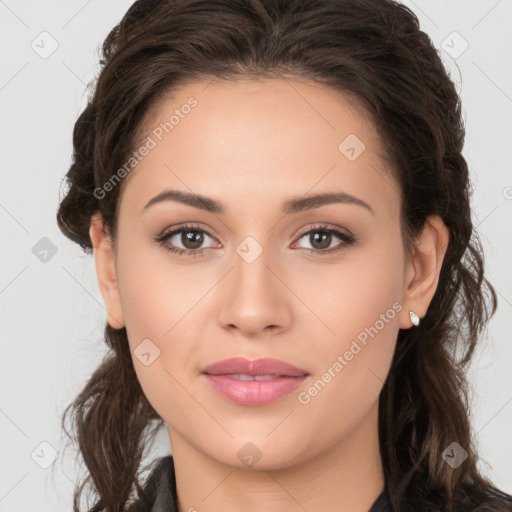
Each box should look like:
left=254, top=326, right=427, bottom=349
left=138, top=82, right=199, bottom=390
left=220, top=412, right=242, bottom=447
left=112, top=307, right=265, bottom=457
left=399, top=214, right=450, bottom=329
left=89, top=212, right=125, bottom=329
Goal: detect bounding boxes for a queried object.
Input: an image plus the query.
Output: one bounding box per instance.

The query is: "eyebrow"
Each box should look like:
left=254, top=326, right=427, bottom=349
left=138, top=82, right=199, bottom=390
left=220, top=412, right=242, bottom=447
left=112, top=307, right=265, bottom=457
left=142, top=189, right=374, bottom=215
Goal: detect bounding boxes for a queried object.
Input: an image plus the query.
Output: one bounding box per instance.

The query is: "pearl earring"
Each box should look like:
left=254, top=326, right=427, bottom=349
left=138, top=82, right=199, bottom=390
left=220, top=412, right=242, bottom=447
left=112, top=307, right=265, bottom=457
left=409, top=310, right=420, bottom=326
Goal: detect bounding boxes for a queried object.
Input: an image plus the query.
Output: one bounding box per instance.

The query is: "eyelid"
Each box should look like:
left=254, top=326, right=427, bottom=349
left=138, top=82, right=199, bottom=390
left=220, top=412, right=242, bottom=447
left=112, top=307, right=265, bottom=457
left=156, top=222, right=220, bottom=244
left=294, top=223, right=353, bottom=240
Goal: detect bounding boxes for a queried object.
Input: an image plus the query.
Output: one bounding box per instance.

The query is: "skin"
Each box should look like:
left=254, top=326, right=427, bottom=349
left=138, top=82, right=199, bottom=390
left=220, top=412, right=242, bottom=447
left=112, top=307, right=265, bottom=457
left=89, top=77, right=450, bottom=512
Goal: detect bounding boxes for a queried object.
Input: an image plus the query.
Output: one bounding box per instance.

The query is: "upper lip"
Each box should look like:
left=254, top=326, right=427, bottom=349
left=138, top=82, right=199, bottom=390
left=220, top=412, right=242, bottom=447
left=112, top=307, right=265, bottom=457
left=202, top=357, right=308, bottom=377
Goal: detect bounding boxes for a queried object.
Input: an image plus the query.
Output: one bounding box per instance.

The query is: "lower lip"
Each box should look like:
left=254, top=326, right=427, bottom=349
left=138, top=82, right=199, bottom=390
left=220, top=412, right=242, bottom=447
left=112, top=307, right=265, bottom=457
left=203, top=374, right=308, bottom=406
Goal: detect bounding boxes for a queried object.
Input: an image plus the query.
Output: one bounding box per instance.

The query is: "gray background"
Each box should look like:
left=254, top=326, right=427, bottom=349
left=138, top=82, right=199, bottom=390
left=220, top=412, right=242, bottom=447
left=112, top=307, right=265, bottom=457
left=1, top=0, right=511, bottom=510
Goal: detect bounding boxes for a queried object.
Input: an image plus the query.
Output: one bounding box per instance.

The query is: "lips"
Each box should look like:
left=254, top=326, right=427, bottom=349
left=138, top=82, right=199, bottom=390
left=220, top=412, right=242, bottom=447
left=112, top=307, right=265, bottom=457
left=202, top=357, right=308, bottom=377
left=202, top=357, right=309, bottom=406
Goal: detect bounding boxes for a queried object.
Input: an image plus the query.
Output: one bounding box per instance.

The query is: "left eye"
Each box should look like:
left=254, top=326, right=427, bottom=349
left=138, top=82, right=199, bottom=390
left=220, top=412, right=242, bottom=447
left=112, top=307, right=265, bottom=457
left=292, top=227, right=355, bottom=254
left=156, top=226, right=218, bottom=255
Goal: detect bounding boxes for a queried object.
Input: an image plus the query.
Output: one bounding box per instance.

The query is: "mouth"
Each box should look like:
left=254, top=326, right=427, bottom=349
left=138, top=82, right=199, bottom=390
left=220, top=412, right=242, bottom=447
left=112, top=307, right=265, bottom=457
left=201, top=357, right=309, bottom=406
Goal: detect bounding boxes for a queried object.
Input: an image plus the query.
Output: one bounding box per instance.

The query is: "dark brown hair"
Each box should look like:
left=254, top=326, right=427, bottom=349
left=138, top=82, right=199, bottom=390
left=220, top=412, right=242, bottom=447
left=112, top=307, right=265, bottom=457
left=56, top=0, right=512, bottom=510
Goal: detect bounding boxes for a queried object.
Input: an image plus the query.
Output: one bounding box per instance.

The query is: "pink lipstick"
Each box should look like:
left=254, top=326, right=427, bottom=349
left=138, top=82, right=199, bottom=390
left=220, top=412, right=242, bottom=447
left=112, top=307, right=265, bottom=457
left=202, top=357, right=309, bottom=406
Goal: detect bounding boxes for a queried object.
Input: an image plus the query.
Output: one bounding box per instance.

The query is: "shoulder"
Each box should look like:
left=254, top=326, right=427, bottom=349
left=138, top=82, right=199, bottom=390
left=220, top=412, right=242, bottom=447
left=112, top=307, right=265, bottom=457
left=469, top=486, right=512, bottom=511
left=379, top=479, right=512, bottom=512
left=127, top=455, right=177, bottom=512
left=429, top=484, right=512, bottom=512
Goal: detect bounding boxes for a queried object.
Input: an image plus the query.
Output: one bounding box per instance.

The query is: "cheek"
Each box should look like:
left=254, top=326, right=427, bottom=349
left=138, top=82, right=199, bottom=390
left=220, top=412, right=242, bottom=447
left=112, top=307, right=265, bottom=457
left=311, top=236, right=404, bottom=342
left=114, top=238, right=214, bottom=406
left=303, top=239, right=404, bottom=405
left=116, top=236, right=205, bottom=340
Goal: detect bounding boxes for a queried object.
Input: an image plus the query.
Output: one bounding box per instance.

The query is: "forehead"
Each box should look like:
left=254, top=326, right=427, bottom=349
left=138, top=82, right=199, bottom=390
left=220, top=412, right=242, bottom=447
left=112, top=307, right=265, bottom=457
left=118, top=77, right=400, bottom=220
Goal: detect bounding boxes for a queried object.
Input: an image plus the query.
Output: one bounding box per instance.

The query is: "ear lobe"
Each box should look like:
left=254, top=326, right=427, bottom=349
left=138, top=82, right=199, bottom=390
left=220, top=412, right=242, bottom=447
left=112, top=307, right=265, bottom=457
left=400, top=214, right=450, bottom=329
left=89, top=212, right=125, bottom=329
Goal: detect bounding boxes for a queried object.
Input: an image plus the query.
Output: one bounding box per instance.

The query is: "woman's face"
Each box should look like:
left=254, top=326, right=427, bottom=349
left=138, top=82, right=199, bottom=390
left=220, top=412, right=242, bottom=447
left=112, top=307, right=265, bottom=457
left=96, top=77, right=424, bottom=470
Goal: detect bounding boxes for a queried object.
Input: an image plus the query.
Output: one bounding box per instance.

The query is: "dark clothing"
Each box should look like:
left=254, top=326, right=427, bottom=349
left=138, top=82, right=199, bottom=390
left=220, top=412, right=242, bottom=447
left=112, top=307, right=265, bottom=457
left=127, top=455, right=512, bottom=512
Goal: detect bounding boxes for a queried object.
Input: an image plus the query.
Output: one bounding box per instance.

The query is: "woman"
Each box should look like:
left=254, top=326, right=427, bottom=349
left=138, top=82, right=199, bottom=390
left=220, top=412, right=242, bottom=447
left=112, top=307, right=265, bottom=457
left=56, top=0, right=512, bottom=510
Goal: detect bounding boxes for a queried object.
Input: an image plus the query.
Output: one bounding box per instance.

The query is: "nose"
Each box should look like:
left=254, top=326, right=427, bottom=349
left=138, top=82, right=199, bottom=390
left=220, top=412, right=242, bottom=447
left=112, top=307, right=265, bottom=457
left=217, top=247, right=293, bottom=338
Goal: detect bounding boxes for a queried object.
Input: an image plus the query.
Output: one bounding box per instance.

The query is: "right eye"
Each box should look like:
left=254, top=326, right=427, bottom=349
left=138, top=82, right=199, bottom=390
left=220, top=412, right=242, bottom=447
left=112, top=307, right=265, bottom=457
left=155, top=224, right=221, bottom=257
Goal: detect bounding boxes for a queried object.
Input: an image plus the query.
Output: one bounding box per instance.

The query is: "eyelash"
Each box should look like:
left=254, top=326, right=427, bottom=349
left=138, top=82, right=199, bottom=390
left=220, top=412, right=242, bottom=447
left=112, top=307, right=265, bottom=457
left=154, top=222, right=356, bottom=258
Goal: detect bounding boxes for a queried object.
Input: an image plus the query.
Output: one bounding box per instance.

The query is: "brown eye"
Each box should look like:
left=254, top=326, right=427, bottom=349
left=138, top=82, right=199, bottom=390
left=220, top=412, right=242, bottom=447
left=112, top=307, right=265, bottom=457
left=293, top=226, right=355, bottom=255
left=155, top=224, right=219, bottom=257
left=180, top=230, right=205, bottom=250
left=308, top=230, right=332, bottom=250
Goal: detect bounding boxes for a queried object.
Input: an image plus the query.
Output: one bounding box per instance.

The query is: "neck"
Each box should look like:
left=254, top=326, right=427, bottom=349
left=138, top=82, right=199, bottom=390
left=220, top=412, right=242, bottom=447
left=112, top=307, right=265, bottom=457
left=168, top=401, right=385, bottom=512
